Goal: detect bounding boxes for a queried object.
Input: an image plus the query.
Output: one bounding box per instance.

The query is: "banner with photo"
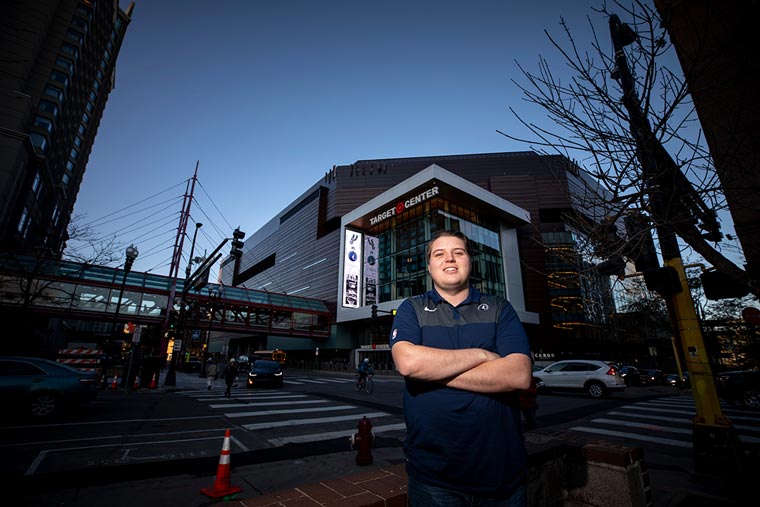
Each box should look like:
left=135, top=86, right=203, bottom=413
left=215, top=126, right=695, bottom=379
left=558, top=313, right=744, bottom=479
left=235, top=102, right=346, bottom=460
left=342, top=229, right=363, bottom=308
left=363, top=235, right=378, bottom=305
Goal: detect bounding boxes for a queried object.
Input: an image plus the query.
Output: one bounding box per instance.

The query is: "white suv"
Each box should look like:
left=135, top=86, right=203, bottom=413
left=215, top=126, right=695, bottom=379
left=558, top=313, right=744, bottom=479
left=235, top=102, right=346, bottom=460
left=534, top=360, right=625, bottom=398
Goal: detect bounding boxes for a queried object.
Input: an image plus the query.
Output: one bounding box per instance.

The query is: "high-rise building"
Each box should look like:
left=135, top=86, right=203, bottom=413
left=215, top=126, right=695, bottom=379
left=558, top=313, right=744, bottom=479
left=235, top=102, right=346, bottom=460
left=0, top=0, right=134, bottom=255
left=219, top=152, right=621, bottom=365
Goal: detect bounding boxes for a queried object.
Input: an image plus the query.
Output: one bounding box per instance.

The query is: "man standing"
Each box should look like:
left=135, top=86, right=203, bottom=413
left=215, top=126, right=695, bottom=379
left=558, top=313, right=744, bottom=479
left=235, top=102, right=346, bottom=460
left=223, top=358, right=238, bottom=398
left=390, top=230, right=532, bottom=506
left=206, top=359, right=217, bottom=391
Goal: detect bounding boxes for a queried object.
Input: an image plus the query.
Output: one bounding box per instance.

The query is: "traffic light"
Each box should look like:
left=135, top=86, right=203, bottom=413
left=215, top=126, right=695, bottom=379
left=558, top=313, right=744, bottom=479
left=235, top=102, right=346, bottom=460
left=230, top=227, right=245, bottom=259
left=168, top=309, right=179, bottom=330
left=624, top=213, right=659, bottom=272
left=596, top=256, right=626, bottom=277
left=643, top=266, right=683, bottom=298
left=700, top=270, right=750, bottom=300
left=371, top=304, right=378, bottom=318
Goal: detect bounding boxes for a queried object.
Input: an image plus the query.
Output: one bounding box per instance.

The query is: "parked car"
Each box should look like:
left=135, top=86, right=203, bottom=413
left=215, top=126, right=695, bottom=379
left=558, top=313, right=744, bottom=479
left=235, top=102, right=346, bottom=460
left=619, top=365, right=641, bottom=387
left=533, top=360, right=625, bottom=398
left=639, top=369, right=663, bottom=386
left=0, top=356, right=98, bottom=419
left=247, top=359, right=284, bottom=388
left=715, top=370, right=760, bottom=410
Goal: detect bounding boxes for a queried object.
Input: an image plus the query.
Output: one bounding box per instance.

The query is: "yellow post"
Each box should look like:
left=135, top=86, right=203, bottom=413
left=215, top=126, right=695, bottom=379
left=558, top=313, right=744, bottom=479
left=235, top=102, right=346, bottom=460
left=664, top=257, right=742, bottom=472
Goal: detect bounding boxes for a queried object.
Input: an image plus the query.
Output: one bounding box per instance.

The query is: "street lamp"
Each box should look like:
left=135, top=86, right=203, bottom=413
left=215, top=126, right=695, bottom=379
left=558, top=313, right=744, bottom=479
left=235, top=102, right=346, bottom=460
left=185, top=222, right=203, bottom=278
left=200, top=286, right=220, bottom=377
left=113, top=244, right=138, bottom=386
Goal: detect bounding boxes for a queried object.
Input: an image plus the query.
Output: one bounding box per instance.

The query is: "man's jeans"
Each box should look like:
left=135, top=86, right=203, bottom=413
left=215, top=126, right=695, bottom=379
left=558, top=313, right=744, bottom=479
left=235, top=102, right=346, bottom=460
left=407, top=475, right=527, bottom=507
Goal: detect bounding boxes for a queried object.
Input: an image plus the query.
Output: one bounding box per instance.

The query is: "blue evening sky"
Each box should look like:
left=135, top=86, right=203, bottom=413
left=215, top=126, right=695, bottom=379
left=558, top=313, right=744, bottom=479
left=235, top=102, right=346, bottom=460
left=72, top=0, right=726, bottom=277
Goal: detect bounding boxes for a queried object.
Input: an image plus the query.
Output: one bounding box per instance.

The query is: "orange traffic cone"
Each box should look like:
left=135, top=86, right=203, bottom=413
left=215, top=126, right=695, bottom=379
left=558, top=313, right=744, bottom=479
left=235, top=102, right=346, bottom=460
left=148, top=373, right=157, bottom=389
left=109, top=375, right=119, bottom=390
left=201, top=430, right=242, bottom=498
left=132, top=375, right=140, bottom=389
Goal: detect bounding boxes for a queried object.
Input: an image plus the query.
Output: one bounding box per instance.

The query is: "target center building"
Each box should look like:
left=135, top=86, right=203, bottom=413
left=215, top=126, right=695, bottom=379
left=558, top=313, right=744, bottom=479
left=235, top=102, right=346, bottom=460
left=219, top=152, right=617, bottom=367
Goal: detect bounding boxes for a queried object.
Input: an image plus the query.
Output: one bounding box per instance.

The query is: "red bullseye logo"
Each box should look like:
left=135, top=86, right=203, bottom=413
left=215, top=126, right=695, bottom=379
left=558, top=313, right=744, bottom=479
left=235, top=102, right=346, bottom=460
left=396, top=202, right=405, bottom=214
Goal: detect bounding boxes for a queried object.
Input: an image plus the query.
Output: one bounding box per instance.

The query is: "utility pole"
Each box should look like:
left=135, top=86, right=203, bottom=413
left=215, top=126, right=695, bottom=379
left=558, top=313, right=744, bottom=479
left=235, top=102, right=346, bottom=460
left=162, top=161, right=199, bottom=386
left=609, top=14, right=742, bottom=473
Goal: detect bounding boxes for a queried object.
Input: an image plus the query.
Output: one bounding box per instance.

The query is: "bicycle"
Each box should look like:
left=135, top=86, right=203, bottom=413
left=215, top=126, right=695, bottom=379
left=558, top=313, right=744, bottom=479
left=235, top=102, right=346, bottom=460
left=354, top=373, right=374, bottom=393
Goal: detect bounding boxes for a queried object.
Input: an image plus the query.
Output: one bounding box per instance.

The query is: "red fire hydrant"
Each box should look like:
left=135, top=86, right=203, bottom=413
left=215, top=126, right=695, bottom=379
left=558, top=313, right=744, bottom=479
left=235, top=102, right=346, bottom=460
left=352, top=416, right=374, bottom=465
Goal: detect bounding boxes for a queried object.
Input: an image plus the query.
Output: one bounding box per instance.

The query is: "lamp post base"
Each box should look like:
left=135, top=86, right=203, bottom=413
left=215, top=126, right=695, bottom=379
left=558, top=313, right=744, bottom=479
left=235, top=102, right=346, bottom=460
left=163, top=356, right=177, bottom=386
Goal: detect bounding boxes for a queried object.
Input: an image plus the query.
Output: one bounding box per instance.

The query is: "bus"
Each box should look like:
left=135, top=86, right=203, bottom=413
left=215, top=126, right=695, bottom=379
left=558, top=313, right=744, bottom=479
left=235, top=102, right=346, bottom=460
left=252, top=349, right=287, bottom=366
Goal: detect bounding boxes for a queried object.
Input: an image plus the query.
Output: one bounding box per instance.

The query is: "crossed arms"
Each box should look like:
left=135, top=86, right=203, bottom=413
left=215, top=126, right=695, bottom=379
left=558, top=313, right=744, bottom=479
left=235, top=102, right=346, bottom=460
left=391, top=341, right=532, bottom=393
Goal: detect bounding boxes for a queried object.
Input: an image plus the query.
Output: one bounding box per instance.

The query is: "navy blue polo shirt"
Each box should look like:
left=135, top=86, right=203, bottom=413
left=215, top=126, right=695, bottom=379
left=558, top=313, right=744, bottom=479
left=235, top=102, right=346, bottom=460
left=390, top=286, right=531, bottom=497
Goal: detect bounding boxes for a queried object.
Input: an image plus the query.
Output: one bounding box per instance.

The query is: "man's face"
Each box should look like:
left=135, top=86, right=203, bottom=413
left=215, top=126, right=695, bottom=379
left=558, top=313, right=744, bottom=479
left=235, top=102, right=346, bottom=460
left=427, top=235, right=471, bottom=293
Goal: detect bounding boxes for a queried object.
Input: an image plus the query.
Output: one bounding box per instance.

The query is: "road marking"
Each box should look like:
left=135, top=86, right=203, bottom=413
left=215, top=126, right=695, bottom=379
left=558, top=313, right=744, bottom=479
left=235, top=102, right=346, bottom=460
left=570, top=426, right=692, bottom=448
left=226, top=405, right=355, bottom=418
left=267, top=423, right=407, bottom=446
left=243, top=412, right=390, bottom=430
left=23, top=435, right=231, bottom=476
left=590, top=418, right=693, bottom=435
left=209, top=400, right=328, bottom=409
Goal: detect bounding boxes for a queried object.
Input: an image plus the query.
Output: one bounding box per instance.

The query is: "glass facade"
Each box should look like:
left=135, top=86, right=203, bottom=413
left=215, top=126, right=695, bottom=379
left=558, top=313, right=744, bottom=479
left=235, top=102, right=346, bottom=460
left=369, top=197, right=505, bottom=302
left=543, top=231, right=615, bottom=337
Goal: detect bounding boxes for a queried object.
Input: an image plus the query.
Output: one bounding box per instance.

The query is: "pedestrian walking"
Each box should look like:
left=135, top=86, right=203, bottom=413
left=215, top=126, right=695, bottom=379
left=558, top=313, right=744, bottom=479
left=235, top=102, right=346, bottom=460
left=391, top=230, right=532, bottom=506
left=206, top=360, right=218, bottom=390
left=223, top=358, right=238, bottom=398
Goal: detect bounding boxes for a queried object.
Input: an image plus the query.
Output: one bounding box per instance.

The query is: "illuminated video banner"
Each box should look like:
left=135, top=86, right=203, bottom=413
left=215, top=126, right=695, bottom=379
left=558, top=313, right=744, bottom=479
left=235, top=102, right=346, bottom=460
left=363, top=235, right=378, bottom=306
left=342, top=230, right=363, bottom=308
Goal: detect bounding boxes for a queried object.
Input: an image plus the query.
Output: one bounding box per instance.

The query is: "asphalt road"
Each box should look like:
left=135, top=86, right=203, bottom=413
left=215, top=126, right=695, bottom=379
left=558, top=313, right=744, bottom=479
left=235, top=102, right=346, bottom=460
left=3, top=368, right=758, bottom=501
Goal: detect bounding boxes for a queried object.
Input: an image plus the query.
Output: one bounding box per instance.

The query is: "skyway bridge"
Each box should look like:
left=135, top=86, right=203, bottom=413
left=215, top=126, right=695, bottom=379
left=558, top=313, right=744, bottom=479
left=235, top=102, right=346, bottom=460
left=0, top=253, right=331, bottom=338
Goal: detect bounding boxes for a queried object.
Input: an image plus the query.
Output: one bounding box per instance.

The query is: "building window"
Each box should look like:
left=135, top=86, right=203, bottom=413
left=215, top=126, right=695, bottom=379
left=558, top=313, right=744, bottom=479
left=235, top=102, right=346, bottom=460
left=49, top=70, right=69, bottom=88
left=18, top=207, right=31, bottom=236
left=66, top=160, right=75, bottom=172
left=70, top=147, right=78, bottom=160
left=81, top=112, right=90, bottom=124
left=65, top=29, right=83, bottom=45
left=32, top=172, right=42, bottom=196
left=43, top=85, right=64, bottom=102
left=85, top=101, right=93, bottom=113
left=61, top=42, right=79, bottom=62
left=72, top=16, right=89, bottom=34
left=78, top=124, right=86, bottom=136
left=33, top=116, right=54, bottom=134
left=38, top=100, right=59, bottom=118
left=92, top=80, right=100, bottom=91
left=73, top=135, right=83, bottom=148
left=52, top=205, right=60, bottom=226
left=55, top=56, right=75, bottom=74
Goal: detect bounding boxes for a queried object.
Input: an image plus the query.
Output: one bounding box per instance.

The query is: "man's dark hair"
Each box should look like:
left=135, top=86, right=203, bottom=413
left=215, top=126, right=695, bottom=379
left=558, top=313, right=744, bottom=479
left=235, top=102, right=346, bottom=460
left=425, top=230, right=473, bottom=261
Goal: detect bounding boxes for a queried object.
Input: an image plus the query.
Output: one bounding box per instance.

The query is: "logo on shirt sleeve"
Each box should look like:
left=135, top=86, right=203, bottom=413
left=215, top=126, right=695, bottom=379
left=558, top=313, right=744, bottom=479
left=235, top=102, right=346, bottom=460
left=392, top=329, right=398, bottom=341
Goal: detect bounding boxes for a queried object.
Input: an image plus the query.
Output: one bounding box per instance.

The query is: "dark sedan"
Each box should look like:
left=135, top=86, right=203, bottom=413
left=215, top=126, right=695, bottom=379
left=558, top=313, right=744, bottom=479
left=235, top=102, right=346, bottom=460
left=247, top=359, right=284, bottom=388
left=715, top=370, right=760, bottom=410
left=0, top=356, right=98, bottom=418
left=639, top=369, right=663, bottom=386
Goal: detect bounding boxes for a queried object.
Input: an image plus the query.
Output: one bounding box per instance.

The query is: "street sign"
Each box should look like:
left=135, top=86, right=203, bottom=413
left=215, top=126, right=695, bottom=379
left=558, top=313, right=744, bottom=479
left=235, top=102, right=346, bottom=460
left=173, top=339, right=183, bottom=351
left=742, top=307, right=760, bottom=324
left=132, top=326, right=142, bottom=343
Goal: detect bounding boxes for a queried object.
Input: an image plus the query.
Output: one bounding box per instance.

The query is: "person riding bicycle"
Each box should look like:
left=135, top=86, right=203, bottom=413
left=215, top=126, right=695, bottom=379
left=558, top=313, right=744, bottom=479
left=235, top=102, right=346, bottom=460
left=357, top=358, right=374, bottom=383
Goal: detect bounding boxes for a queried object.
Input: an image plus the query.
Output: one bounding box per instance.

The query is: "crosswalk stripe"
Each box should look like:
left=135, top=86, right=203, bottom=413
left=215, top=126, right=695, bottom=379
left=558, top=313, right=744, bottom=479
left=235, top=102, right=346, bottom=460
left=267, top=423, right=407, bottom=446
left=242, top=412, right=390, bottom=430
left=210, top=400, right=328, bottom=409
left=570, top=426, right=693, bottom=448
left=225, top=405, right=356, bottom=418
left=590, top=418, right=693, bottom=435
left=209, top=399, right=327, bottom=408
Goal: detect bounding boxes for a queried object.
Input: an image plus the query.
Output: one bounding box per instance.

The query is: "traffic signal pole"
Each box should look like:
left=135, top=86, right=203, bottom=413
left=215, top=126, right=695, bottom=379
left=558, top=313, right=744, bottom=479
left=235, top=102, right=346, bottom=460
left=609, top=15, right=743, bottom=473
